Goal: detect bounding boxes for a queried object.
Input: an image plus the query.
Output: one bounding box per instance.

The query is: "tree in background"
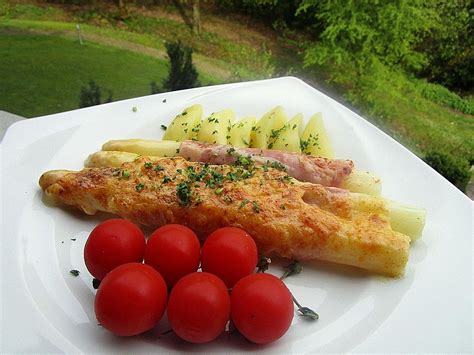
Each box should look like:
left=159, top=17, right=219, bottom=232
left=297, top=0, right=436, bottom=73
left=79, top=80, right=113, bottom=108
left=152, top=41, right=199, bottom=93
left=173, top=0, right=203, bottom=35
left=418, top=0, right=473, bottom=92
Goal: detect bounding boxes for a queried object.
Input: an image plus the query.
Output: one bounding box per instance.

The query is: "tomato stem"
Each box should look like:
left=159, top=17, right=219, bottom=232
left=292, top=296, right=319, bottom=320
left=257, top=255, right=271, bottom=273
left=281, top=260, right=319, bottom=321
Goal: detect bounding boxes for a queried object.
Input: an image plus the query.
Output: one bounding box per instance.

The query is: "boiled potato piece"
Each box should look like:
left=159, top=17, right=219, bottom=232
left=162, top=104, right=202, bottom=141
left=291, top=113, right=304, bottom=136
left=197, top=109, right=235, bottom=144
left=270, top=113, right=303, bottom=153
left=102, top=139, right=180, bottom=157
left=300, top=112, right=334, bottom=158
left=228, top=116, right=256, bottom=148
left=251, top=106, right=288, bottom=149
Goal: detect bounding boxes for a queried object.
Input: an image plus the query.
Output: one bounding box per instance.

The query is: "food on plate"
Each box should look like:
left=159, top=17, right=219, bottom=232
left=161, top=105, right=332, bottom=158
left=162, top=104, right=202, bottom=141
left=39, top=155, right=412, bottom=276
left=167, top=272, right=231, bottom=343
left=197, top=109, right=235, bottom=144
left=179, top=140, right=353, bottom=188
left=251, top=106, right=288, bottom=149
left=270, top=113, right=303, bottom=153
left=83, top=148, right=423, bottom=240
left=300, top=113, right=334, bottom=158
left=340, top=169, right=381, bottom=196
left=84, top=219, right=145, bottom=280
left=102, top=139, right=180, bottom=158
left=228, top=115, right=256, bottom=148
left=231, top=273, right=294, bottom=344
left=87, top=139, right=381, bottom=195
left=144, top=224, right=201, bottom=287
left=84, top=150, right=140, bottom=169
left=201, top=227, right=258, bottom=288
left=94, top=263, right=168, bottom=336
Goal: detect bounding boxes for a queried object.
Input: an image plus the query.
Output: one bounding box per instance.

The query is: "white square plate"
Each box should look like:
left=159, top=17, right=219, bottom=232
left=1, top=77, right=472, bottom=353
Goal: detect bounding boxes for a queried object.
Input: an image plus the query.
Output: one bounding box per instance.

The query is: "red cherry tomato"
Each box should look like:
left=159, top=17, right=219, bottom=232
left=84, top=219, right=145, bottom=280
left=167, top=272, right=230, bottom=343
left=231, top=273, right=294, bottom=344
left=201, top=227, right=257, bottom=288
left=144, top=224, right=200, bottom=287
left=95, top=263, right=168, bottom=336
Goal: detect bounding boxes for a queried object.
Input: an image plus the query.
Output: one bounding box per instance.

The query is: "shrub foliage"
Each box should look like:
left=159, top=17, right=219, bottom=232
left=79, top=80, right=113, bottom=108
left=424, top=151, right=471, bottom=192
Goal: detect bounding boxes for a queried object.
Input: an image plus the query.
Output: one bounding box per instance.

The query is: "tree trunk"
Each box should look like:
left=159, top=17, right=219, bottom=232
left=192, top=0, right=202, bottom=35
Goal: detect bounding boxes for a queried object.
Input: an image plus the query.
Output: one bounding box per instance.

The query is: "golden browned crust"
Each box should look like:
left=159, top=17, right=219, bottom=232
left=39, top=157, right=409, bottom=276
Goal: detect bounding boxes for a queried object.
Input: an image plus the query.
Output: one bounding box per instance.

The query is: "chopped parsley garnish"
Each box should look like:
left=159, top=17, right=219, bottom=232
left=160, top=124, right=167, bottom=131
left=226, top=171, right=237, bottom=181
left=268, top=126, right=287, bottom=149
left=215, top=187, right=224, bottom=195
left=176, top=182, right=192, bottom=206
left=280, top=175, right=294, bottom=184
left=144, top=162, right=153, bottom=169
left=121, top=170, right=130, bottom=179
left=300, top=133, right=319, bottom=153
left=194, top=195, right=203, bottom=205
left=135, top=183, right=145, bottom=192
left=69, top=270, right=80, bottom=277
left=163, top=176, right=172, bottom=183
left=154, top=165, right=164, bottom=172
left=252, top=201, right=260, bottom=213
left=223, top=195, right=233, bottom=204
left=239, top=199, right=250, bottom=209
left=270, top=161, right=287, bottom=171
left=262, top=160, right=287, bottom=172
left=235, top=154, right=252, bottom=167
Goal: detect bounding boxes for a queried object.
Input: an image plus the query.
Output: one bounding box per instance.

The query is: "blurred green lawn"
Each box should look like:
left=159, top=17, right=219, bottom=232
left=0, top=32, right=213, bottom=117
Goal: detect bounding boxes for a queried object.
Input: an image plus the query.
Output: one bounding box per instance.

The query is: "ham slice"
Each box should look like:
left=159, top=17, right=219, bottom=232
left=179, top=140, right=353, bottom=187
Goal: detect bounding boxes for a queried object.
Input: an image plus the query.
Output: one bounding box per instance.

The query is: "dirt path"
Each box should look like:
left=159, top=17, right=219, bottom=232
left=0, top=26, right=233, bottom=80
